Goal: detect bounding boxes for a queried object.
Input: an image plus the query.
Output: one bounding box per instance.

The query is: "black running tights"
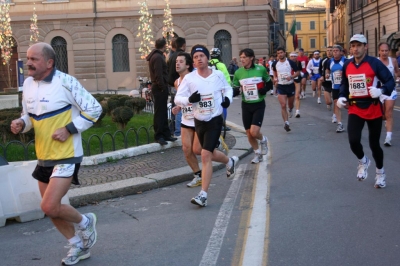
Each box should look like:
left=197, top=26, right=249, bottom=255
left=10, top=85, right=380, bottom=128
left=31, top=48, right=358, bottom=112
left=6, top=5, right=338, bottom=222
left=347, top=114, right=383, bottom=169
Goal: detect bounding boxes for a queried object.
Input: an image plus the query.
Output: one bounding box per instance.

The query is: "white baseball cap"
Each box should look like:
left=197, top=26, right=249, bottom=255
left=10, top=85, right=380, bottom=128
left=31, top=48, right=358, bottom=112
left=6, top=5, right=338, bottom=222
left=350, top=34, right=367, bottom=44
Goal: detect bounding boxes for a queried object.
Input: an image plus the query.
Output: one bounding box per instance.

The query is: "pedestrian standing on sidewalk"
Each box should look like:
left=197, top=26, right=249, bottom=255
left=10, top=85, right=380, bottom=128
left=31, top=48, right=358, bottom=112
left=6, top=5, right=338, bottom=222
left=233, top=48, right=272, bottom=163
left=175, top=44, right=239, bottom=207
left=10, top=42, right=102, bottom=265
left=272, top=46, right=300, bottom=132
left=171, top=52, right=203, bottom=188
left=337, top=34, right=394, bottom=188
left=147, top=38, right=177, bottom=145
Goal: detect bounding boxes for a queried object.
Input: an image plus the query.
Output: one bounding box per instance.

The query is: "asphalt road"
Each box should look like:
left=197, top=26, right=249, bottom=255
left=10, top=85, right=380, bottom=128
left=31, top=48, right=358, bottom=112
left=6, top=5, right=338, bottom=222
left=1, top=88, right=400, bottom=266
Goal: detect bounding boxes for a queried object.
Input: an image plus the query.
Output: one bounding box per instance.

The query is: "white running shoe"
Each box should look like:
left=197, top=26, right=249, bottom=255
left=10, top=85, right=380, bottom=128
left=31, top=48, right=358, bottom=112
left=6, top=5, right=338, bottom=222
left=251, top=153, right=263, bottom=164
left=374, top=173, right=386, bottom=188
left=332, top=114, right=337, bottom=123
left=312, top=91, right=316, bottom=97
left=288, top=108, right=293, bottom=118
left=260, top=137, right=268, bottom=155
left=62, top=244, right=90, bottom=265
left=302, top=92, right=306, bottom=99
left=191, top=193, right=207, bottom=207
left=187, top=174, right=202, bottom=188
left=317, top=97, right=321, bottom=104
left=327, top=104, right=331, bottom=111
left=226, top=156, right=239, bottom=179
left=295, top=110, right=300, bottom=118
left=384, top=137, right=392, bottom=147
left=357, top=157, right=370, bottom=181
left=336, top=123, right=344, bottom=133
left=78, top=213, right=97, bottom=249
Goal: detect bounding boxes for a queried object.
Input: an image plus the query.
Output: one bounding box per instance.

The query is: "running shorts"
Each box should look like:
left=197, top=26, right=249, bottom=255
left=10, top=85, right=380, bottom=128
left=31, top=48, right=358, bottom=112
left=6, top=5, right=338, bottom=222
left=241, top=100, right=266, bottom=130
left=32, top=163, right=81, bottom=185
left=194, top=115, right=223, bottom=153
left=277, top=83, right=295, bottom=97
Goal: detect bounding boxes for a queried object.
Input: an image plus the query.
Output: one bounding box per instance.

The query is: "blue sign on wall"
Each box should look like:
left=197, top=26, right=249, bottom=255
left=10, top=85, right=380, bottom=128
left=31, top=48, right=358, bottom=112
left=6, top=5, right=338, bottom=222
left=17, top=59, right=24, bottom=92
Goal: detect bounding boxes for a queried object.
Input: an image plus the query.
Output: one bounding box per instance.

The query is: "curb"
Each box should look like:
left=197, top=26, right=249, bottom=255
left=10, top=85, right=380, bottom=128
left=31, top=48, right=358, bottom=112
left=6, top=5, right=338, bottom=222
left=68, top=121, right=252, bottom=207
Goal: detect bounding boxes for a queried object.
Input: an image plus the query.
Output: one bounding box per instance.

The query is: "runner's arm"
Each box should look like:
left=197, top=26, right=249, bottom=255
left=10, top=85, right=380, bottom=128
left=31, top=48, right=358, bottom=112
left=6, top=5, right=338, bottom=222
left=175, top=76, right=191, bottom=106
left=306, top=60, right=313, bottom=75
left=338, top=61, right=350, bottom=99
left=64, top=78, right=102, bottom=133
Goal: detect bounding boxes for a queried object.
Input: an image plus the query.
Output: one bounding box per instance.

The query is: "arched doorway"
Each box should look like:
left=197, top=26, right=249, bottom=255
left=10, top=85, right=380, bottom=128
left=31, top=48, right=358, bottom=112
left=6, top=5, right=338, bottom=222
left=214, top=30, right=232, bottom=65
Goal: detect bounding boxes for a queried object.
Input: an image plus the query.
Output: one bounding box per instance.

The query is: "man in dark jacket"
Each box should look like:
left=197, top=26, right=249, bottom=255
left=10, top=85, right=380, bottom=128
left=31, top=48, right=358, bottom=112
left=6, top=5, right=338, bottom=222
left=167, top=37, right=186, bottom=86
left=146, top=38, right=177, bottom=145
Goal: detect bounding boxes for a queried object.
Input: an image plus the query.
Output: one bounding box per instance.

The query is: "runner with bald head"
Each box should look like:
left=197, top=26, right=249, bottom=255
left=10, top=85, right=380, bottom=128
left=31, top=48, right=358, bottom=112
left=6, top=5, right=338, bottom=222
left=11, top=42, right=102, bottom=265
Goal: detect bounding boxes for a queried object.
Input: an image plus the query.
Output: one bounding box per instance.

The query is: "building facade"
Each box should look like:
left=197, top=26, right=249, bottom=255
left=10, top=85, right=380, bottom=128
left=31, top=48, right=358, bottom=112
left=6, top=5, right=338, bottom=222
left=4, top=0, right=283, bottom=92
left=346, top=0, right=400, bottom=57
left=326, top=0, right=349, bottom=50
left=285, top=1, right=327, bottom=56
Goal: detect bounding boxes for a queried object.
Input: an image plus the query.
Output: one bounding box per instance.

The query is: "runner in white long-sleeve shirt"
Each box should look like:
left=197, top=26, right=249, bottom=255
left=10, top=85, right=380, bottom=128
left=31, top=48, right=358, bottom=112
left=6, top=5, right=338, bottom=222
left=175, top=44, right=239, bottom=207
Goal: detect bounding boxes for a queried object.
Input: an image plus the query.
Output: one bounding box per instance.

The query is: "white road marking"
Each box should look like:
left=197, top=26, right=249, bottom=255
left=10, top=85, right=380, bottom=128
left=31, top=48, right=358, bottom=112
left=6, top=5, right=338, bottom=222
left=199, top=164, right=247, bottom=266
left=242, top=155, right=269, bottom=266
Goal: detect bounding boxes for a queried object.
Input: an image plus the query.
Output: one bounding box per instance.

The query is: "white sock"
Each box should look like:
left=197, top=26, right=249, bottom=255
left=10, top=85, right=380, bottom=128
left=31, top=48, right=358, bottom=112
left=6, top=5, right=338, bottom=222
left=285, top=121, right=289, bottom=125
left=254, top=149, right=261, bottom=154
left=226, top=157, right=233, bottom=168
left=387, top=132, right=392, bottom=138
left=200, top=190, right=207, bottom=198
left=68, top=235, right=83, bottom=248
left=338, top=122, right=342, bottom=125
left=359, top=156, right=367, bottom=164
left=376, top=168, right=384, bottom=174
left=78, top=214, right=88, bottom=229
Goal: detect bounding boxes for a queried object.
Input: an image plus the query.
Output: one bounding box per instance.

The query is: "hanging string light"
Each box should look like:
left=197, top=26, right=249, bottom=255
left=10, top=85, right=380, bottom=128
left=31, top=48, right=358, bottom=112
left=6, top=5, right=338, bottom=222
left=137, top=1, right=154, bottom=60
left=162, top=0, right=174, bottom=53
left=30, top=3, right=39, bottom=45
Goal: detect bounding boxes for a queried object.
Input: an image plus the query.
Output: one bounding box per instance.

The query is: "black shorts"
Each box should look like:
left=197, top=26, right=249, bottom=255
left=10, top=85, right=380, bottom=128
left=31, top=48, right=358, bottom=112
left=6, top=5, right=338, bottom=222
left=241, top=100, right=266, bottom=130
left=294, top=78, right=301, bottom=84
left=301, top=72, right=309, bottom=79
left=277, top=84, right=295, bottom=97
left=32, top=163, right=81, bottom=185
left=332, top=90, right=340, bottom=100
left=181, top=123, right=195, bottom=130
left=323, top=85, right=332, bottom=93
left=194, top=115, right=223, bottom=153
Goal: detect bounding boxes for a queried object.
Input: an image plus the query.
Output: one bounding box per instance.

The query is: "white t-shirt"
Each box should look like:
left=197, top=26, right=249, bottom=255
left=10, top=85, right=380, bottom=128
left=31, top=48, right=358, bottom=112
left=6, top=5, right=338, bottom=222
left=175, top=69, right=233, bottom=122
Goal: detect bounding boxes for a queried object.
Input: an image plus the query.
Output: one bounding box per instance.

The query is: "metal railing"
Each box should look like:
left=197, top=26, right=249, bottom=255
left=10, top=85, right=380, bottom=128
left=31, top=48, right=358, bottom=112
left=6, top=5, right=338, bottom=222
left=0, top=103, right=176, bottom=162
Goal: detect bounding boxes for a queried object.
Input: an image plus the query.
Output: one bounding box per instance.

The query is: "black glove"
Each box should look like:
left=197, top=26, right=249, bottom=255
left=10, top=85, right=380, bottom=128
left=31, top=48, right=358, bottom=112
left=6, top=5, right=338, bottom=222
left=188, top=91, right=201, bottom=103
left=258, top=87, right=268, bottom=95
left=221, top=96, right=230, bottom=108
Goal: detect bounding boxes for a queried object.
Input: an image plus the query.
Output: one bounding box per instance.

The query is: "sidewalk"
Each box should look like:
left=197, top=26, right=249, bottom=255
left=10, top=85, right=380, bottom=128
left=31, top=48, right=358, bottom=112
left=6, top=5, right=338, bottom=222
left=67, top=121, right=252, bottom=207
